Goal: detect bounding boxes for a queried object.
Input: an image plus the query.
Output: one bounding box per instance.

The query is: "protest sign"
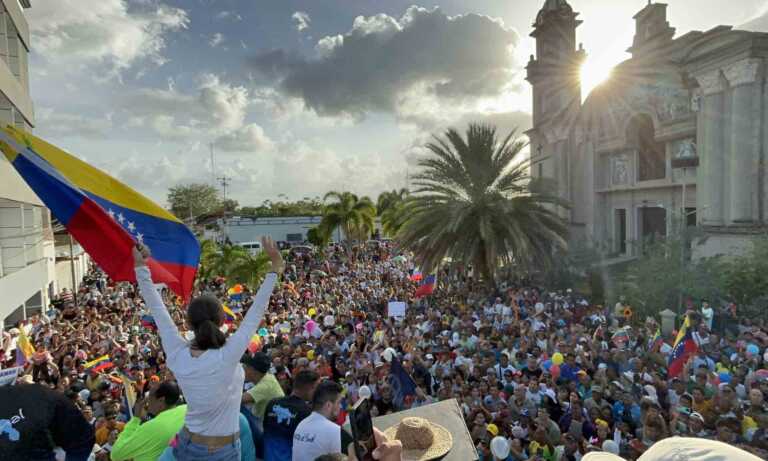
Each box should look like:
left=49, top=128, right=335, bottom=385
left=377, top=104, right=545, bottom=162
left=388, top=301, right=406, bottom=319
left=0, top=367, right=21, bottom=386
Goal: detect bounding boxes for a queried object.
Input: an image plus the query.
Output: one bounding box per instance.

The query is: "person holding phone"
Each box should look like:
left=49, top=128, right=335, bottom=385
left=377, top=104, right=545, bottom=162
left=132, top=237, right=283, bottom=460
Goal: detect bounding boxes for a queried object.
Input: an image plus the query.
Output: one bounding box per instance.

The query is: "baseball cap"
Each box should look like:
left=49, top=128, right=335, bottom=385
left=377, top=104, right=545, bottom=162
left=486, top=423, right=499, bottom=437
left=591, top=385, right=603, bottom=393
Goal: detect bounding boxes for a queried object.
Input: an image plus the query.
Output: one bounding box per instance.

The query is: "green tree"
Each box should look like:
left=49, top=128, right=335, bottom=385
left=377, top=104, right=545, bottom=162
left=381, top=199, right=411, bottom=237
left=198, top=239, right=219, bottom=280
left=377, top=188, right=409, bottom=215
left=720, top=237, right=768, bottom=315
left=239, top=196, right=324, bottom=217
left=320, top=191, right=377, bottom=246
left=228, top=252, right=271, bottom=288
left=307, top=225, right=332, bottom=247
left=167, top=183, right=222, bottom=220
left=397, top=123, right=568, bottom=286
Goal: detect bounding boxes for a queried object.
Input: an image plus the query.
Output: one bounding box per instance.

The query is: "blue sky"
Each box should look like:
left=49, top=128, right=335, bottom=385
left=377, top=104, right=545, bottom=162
left=26, top=0, right=768, bottom=206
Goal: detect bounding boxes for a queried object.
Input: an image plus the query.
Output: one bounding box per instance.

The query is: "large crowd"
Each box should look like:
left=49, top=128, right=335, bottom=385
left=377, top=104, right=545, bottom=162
left=2, top=240, right=768, bottom=461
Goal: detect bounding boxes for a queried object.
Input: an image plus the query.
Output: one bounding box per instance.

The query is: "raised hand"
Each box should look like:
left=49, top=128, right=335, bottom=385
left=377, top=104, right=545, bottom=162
left=261, top=236, right=284, bottom=274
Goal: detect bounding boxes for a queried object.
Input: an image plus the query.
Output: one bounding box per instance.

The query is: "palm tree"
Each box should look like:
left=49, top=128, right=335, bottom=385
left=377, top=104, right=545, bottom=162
left=228, top=252, right=272, bottom=288
left=321, top=191, right=377, bottom=246
left=206, top=244, right=250, bottom=279
left=198, top=239, right=219, bottom=280
left=381, top=198, right=411, bottom=237
left=376, top=188, right=409, bottom=215
left=398, top=123, right=568, bottom=286
left=307, top=225, right=332, bottom=247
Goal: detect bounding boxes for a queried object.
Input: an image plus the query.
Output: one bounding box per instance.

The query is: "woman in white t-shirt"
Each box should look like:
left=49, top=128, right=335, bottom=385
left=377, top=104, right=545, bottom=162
left=132, top=237, right=283, bottom=461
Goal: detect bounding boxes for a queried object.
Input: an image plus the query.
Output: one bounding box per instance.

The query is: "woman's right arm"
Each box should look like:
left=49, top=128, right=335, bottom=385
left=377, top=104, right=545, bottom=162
left=133, top=246, right=186, bottom=358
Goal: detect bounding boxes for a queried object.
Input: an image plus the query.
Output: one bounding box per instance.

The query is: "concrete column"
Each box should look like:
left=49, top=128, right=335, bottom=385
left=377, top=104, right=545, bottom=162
left=696, top=70, right=726, bottom=224
left=725, top=59, right=762, bottom=223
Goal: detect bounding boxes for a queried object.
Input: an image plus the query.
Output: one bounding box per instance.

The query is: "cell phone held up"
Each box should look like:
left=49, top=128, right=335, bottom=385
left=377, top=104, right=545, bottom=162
left=350, top=397, right=377, bottom=461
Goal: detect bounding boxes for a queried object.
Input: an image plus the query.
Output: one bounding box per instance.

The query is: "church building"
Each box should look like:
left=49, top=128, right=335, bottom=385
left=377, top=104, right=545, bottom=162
left=527, top=0, right=768, bottom=258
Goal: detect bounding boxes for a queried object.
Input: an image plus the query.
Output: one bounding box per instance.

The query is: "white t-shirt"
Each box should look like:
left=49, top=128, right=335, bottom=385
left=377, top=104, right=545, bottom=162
left=292, top=411, right=342, bottom=461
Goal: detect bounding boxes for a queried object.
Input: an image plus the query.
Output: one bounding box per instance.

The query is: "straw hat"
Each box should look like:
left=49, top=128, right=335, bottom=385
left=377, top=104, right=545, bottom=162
left=383, top=417, right=452, bottom=461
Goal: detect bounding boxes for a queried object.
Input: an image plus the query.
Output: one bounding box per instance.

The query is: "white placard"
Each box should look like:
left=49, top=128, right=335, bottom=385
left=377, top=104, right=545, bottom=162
left=0, top=367, right=21, bottom=386
left=387, top=301, right=406, bottom=319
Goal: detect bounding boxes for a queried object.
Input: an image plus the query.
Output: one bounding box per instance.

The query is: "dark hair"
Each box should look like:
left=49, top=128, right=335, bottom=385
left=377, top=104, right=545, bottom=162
left=242, top=352, right=271, bottom=374
left=187, top=295, right=226, bottom=350
left=294, top=369, right=320, bottom=391
left=153, top=381, right=181, bottom=406
left=312, top=380, right=343, bottom=410
left=314, top=455, right=347, bottom=461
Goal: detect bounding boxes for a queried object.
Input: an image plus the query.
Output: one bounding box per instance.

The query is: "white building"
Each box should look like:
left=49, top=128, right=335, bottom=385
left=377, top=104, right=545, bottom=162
left=0, top=0, right=56, bottom=326
left=223, top=216, right=330, bottom=245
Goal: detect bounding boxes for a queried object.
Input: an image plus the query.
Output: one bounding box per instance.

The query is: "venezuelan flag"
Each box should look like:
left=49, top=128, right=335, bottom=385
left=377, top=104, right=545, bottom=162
left=15, top=327, right=35, bottom=366
left=140, top=314, right=157, bottom=331
left=84, top=354, right=114, bottom=373
left=667, top=314, right=699, bottom=378
left=414, top=274, right=436, bottom=297
left=0, top=126, right=199, bottom=300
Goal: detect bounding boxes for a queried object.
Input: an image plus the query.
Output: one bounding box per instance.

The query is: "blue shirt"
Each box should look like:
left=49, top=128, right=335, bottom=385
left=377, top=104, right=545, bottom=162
left=560, top=363, right=581, bottom=381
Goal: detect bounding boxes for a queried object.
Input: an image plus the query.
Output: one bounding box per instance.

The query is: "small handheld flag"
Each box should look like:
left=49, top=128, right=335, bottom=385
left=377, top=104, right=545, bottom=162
left=84, top=355, right=114, bottom=373
left=387, top=357, right=416, bottom=409
left=15, top=327, right=35, bottom=367
left=414, top=274, right=436, bottom=298
left=0, top=126, right=199, bottom=300
left=222, top=304, right=236, bottom=323
left=140, top=314, right=157, bottom=331
left=668, top=314, right=699, bottom=378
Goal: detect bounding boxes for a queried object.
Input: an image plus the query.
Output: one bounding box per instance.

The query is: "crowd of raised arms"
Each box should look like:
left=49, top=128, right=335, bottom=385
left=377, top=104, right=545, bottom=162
left=2, top=240, right=768, bottom=461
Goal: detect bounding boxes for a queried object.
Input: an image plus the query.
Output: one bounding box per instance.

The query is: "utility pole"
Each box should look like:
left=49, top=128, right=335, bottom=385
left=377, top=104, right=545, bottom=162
left=218, top=175, right=231, bottom=202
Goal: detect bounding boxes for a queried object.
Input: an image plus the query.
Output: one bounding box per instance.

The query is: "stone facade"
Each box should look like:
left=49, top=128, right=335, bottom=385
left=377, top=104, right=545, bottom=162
left=527, top=1, right=768, bottom=258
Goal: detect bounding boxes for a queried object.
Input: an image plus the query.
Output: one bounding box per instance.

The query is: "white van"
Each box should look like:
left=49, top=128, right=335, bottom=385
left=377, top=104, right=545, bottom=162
left=239, top=241, right=262, bottom=256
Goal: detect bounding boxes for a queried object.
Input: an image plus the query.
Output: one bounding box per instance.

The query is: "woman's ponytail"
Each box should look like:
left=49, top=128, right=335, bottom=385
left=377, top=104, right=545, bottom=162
left=187, top=295, right=226, bottom=350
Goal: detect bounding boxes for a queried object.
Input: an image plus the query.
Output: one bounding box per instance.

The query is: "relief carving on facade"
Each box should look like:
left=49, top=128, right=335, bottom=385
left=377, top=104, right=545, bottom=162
left=723, top=59, right=762, bottom=87
left=611, top=154, right=630, bottom=186
left=607, top=82, right=690, bottom=125
left=673, top=138, right=697, bottom=158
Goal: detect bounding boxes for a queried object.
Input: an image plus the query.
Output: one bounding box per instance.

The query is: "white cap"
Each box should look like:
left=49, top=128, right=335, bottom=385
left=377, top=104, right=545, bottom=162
left=358, top=385, right=372, bottom=400
left=602, top=440, right=619, bottom=454
left=490, top=436, right=510, bottom=459
left=382, top=347, right=397, bottom=363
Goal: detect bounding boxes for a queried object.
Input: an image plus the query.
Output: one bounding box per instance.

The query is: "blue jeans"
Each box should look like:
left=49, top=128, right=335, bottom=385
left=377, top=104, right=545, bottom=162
left=173, top=428, right=242, bottom=461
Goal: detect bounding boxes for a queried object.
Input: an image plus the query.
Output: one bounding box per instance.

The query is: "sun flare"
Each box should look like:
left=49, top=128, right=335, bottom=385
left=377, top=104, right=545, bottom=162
left=580, top=58, right=614, bottom=99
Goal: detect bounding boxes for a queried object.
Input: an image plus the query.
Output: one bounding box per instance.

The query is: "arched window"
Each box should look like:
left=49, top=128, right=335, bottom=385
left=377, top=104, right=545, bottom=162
left=626, top=115, right=665, bottom=181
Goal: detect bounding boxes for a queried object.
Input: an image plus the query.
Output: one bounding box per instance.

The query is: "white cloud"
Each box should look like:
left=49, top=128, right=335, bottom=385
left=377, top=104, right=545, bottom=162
left=36, top=107, right=114, bottom=139
left=209, top=32, right=225, bottom=48
left=28, top=0, right=188, bottom=73
left=123, top=73, right=250, bottom=139
left=292, top=11, right=311, bottom=32
left=216, top=10, right=242, bottom=21
left=215, top=123, right=274, bottom=152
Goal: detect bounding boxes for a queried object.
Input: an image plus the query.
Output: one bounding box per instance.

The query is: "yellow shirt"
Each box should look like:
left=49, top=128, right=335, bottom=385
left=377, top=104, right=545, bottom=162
left=247, top=373, right=285, bottom=419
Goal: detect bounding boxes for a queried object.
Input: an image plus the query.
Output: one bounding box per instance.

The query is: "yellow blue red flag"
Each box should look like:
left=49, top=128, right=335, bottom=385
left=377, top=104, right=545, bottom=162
left=0, top=126, right=199, bottom=299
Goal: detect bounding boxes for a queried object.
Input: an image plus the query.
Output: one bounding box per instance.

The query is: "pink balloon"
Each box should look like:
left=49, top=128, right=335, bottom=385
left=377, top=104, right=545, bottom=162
left=305, top=320, right=317, bottom=333
left=551, top=364, right=561, bottom=378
